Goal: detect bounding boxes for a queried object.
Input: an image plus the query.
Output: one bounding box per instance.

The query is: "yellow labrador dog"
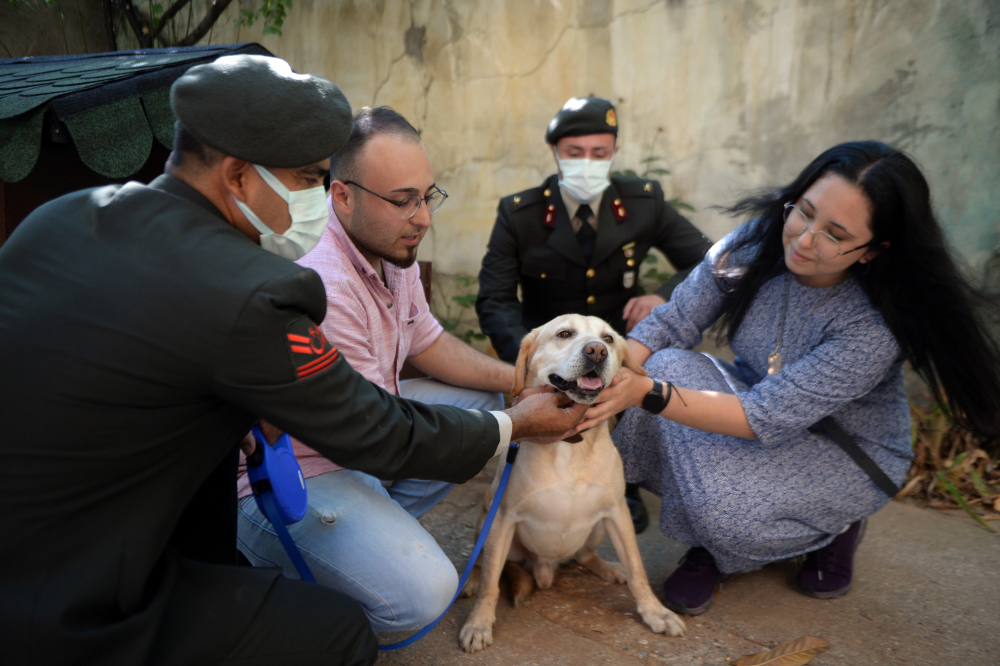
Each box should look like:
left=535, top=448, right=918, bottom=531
left=459, top=314, right=685, bottom=653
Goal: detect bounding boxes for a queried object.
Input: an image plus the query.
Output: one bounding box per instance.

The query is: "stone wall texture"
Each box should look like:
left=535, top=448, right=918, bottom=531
left=210, top=0, right=998, bottom=279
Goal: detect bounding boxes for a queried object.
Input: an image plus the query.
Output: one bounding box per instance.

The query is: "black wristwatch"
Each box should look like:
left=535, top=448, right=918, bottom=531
left=641, top=379, right=671, bottom=414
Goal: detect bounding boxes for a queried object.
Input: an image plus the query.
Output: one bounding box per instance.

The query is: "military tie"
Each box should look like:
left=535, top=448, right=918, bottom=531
left=576, top=203, right=596, bottom=264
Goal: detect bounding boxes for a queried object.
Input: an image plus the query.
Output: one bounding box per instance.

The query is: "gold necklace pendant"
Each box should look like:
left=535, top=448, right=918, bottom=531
left=767, top=351, right=783, bottom=375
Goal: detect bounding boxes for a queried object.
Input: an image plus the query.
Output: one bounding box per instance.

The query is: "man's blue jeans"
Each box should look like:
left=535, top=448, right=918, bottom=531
left=236, top=378, right=504, bottom=631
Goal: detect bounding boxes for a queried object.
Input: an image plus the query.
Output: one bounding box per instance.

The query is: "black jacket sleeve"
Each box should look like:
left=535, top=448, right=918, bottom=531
left=649, top=182, right=713, bottom=301
left=476, top=200, right=529, bottom=364
left=211, top=271, right=499, bottom=484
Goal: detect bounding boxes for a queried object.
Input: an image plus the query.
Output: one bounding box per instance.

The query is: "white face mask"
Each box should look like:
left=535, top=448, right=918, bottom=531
left=557, top=156, right=614, bottom=204
left=234, top=164, right=328, bottom=260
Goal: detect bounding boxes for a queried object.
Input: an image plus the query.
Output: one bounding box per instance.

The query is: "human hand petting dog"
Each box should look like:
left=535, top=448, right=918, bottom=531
left=575, top=367, right=654, bottom=432
left=505, top=386, right=588, bottom=443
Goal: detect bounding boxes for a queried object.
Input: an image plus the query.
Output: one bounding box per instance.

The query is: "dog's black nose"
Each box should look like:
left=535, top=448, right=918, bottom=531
left=583, top=341, right=608, bottom=364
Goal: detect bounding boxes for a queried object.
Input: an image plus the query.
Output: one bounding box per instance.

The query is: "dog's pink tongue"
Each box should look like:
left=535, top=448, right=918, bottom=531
left=577, top=375, right=603, bottom=390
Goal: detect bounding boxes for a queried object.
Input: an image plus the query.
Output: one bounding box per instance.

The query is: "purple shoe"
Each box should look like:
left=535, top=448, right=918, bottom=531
left=662, top=547, right=727, bottom=615
left=796, top=519, right=867, bottom=599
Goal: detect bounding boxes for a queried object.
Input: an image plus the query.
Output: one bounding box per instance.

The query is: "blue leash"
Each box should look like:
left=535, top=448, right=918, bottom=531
left=258, top=492, right=317, bottom=583
left=378, top=442, right=519, bottom=651
left=250, top=435, right=519, bottom=651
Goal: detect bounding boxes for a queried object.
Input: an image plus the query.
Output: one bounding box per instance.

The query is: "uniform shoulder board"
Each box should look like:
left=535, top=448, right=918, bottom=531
left=502, top=186, right=547, bottom=211
left=611, top=176, right=659, bottom=198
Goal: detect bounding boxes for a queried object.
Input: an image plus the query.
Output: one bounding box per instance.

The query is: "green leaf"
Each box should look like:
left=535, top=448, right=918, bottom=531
left=473, top=332, right=487, bottom=340
left=440, top=320, right=458, bottom=331
left=262, top=26, right=282, bottom=35
left=970, top=469, right=994, bottom=497
left=622, top=169, right=639, bottom=178
left=640, top=156, right=663, bottom=163
left=451, top=294, right=477, bottom=308
left=946, top=452, right=967, bottom=471
left=610, top=170, right=627, bottom=178
left=668, top=197, right=696, bottom=212
left=645, top=168, right=671, bottom=176
left=936, top=471, right=994, bottom=531
left=152, top=3, right=163, bottom=14
left=643, top=254, right=659, bottom=264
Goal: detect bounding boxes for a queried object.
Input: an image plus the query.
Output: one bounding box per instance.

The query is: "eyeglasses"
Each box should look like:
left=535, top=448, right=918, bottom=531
left=345, top=181, right=448, bottom=219
left=783, top=202, right=872, bottom=260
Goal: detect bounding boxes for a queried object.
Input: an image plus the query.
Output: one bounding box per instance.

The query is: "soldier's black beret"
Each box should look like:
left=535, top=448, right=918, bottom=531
left=545, top=96, right=618, bottom=144
left=170, top=55, right=352, bottom=168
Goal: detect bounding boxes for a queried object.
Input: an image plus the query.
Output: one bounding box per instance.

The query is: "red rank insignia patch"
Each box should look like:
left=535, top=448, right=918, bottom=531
left=612, top=198, right=628, bottom=222
left=286, top=316, right=338, bottom=380
left=543, top=204, right=556, bottom=227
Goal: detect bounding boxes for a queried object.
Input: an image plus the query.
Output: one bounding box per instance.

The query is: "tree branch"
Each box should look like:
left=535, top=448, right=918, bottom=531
left=111, top=0, right=151, bottom=48
left=152, top=0, right=192, bottom=39
left=174, top=0, right=235, bottom=46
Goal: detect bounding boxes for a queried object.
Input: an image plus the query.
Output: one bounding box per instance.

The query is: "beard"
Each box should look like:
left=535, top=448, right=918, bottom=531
left=349, top=199, right=420, bottom=269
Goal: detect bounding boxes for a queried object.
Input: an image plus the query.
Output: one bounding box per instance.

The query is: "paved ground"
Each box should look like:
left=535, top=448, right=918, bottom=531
left=375, top=459, right=999, bottom=666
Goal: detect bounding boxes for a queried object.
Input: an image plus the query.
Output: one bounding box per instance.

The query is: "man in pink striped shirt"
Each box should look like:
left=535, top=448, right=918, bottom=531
left=236, top=107, right=516, bottom=632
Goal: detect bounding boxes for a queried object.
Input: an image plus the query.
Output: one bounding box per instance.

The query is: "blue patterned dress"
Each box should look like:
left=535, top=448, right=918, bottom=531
left=613, top=225, right=913, bottom=574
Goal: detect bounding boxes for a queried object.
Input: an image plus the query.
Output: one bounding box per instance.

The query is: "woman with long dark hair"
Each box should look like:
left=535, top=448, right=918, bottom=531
left=578, top=141, right=1000, bottom=615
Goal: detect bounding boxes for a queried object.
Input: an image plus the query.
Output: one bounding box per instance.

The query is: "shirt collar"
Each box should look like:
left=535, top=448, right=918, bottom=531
left=325, top=197, right=400, bottom=287
left=148, top=174, right=227, bottom=220
left=559, top=185, right=605, bottom=224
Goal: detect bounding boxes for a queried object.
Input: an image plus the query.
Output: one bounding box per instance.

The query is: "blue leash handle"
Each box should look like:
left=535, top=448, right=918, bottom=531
left=378, top=442, right=519, bottom=651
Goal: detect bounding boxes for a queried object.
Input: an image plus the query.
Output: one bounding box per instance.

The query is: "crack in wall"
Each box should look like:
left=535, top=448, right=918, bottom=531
left=462, top=21, right=574, bottom=82
left=372, top=51, right=408, bottom=106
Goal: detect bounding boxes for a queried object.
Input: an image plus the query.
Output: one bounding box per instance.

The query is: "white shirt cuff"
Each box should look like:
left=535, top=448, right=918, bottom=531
left=489, top=410, right=512, bottom=456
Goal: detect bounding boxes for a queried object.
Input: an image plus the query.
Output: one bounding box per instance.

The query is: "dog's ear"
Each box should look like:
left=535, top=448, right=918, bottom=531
left=511, top=328, right=540, bottom=398
left=619, top=337, right=648, bottom=377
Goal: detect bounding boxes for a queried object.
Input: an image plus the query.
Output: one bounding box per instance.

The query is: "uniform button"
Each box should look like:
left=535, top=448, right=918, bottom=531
left=627, top=259, right=635, bottom=267
left=613, top=199, right=622, bottom=206
left=586, top=268, right=596, bottom=278
left=540, top=273, right=547, bottom=279
left=543, top=189, right=551, bottom=197
left=513, top=196, right=521, bottom=205
left=587, top=295, right=596, bottom=305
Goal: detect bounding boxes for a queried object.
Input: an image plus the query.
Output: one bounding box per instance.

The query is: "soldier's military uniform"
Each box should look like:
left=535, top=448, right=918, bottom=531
left=0, top=56, right=502, bottom=666
left=477, top=172, right=711, bottom=364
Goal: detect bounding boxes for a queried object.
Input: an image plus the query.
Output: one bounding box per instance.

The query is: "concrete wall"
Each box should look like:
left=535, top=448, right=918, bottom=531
left=208, top=0, right=998, bottom=282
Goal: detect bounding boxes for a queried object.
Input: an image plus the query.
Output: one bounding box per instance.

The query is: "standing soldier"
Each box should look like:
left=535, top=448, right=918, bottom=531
left=476, top=96, right=713, bottom=532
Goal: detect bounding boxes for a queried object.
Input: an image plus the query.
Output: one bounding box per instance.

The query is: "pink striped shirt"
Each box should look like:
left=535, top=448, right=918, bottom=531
left=236, top=199, right=443, bottom=497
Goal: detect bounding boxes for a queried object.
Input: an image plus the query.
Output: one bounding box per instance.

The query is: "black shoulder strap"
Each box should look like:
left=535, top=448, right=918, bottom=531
left=811, top=417, right=900, bottom=497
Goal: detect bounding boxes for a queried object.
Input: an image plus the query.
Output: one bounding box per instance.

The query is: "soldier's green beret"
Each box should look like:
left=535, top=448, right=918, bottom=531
left=170, top=55, right=352, bottom=168
left=545, top=96, right=618, bottom=144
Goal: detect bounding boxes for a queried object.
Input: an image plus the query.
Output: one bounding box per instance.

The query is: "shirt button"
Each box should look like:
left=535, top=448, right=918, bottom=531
left=586, top=268, right=596, bottom=278
left=587, top=295, right=596, bottom=305
left=387, top=303, right=393, bottom=308
left=540, top=273, right=547, bottom=279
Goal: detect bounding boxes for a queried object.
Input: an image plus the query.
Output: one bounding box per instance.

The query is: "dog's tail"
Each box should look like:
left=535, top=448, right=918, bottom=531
left=504, top=561, right=534, bottom=606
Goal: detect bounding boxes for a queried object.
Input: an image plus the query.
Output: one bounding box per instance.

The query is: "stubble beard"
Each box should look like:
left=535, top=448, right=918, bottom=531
left=349, top=200, right=419, bottom=269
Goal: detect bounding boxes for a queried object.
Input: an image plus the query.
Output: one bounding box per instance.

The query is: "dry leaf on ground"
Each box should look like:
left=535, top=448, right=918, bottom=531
left=728, top=636, right=830, bottom=665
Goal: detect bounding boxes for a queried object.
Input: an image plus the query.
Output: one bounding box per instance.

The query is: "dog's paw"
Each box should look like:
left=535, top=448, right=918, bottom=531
left=577, top=553, right=628, bottom=584
left=603, top=562, right=628, bottom=585
left=640, top=603, right=686, bottom=637
left=460, top=574, right=478, bottom=598
left=459, top=622, right=494, bottom=653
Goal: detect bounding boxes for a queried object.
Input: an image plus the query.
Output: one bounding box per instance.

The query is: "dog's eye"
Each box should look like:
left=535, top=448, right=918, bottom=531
left=602, top=335, right=614, bottom=344
left=557, top=330, right=573, bottom=339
